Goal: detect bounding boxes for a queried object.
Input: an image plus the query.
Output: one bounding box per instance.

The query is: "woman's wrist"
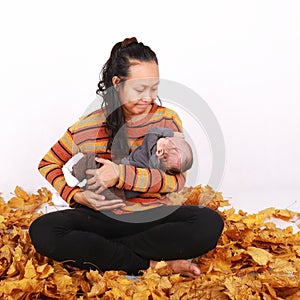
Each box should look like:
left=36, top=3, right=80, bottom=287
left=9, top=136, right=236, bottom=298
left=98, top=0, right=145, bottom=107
left=114, top=163, right=120, bottom=178
left=73, top=191, right=84, bottom=205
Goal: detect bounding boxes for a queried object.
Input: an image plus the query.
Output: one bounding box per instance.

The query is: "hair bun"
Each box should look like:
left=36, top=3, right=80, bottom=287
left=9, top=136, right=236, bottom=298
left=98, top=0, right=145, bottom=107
left=121, top=37, right=138, bottom=48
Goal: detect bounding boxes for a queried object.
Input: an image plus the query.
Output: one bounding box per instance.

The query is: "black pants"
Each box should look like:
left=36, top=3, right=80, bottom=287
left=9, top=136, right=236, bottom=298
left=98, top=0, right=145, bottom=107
left=29, top=205, right=224, bottom=275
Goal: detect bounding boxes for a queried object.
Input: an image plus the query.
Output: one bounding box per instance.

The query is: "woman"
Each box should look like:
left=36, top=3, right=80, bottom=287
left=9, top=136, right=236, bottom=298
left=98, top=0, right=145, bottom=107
left=29, top=37, right=224, bottom=278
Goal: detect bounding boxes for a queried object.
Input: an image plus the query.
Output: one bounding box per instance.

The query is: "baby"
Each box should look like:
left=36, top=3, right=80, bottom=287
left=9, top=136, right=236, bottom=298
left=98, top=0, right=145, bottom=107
left=72, top=126, right=193, bottom=199
left=120, top=127, right=193, bottom=175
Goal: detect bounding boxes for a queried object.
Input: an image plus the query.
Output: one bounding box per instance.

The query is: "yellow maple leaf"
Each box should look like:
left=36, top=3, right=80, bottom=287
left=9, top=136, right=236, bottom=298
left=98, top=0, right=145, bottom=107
left=243, top=213, right=265, bottom=228
left=87, top=281, right=106, bottom=297
left=274, top=209, right=296, bottom=221
left=259, top=207, right=276, bottom=219
left=269, top=258, right=296, bottom=274
left=0, top=215, right=5, bottom=224
left=24, top=259, right=37, bottom=279
left=247, top=247, right=273, bottom=265
left=152, top=290, right=169, bottom=300
left=53, top=273, right=74, bottom=292
left=2, top=185, right=300, bottom=299
left=14, top=186, right=29, bottom=200
left=7, top=197, right=24, bottom=209
left=132, top=290, right=151, bottom=300
left=36, top=263, right=54, bottom=279
left=169, top=281, right=193, bottom=299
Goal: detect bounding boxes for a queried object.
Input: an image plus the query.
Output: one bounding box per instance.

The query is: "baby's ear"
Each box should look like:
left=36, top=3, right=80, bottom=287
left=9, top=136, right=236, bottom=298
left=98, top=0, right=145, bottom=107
left=156, top=148, right=164, bottom=157
left=173, top=131, right=184, bottom=138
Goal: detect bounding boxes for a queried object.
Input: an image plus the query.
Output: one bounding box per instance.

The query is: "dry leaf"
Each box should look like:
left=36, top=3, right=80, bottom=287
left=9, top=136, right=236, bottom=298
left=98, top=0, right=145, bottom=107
left=247, top=247, right=273, bottom=266
left=1, top=185, right=300, bottom=299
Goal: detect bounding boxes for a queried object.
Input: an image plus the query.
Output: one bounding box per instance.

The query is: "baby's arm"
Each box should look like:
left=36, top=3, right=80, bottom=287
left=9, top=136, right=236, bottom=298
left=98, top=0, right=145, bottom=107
left=120, top=127, right=174, bottom=168
left=147, top=126, right=174, bottom=137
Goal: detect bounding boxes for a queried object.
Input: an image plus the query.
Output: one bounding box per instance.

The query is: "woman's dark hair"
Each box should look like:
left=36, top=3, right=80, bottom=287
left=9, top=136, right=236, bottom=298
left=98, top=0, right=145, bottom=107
left=96, top=37, right=158, bottom=158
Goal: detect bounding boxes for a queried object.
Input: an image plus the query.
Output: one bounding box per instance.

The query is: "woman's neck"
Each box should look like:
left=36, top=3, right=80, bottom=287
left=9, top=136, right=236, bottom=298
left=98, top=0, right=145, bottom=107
left=125, top=105, right=153, bottom=123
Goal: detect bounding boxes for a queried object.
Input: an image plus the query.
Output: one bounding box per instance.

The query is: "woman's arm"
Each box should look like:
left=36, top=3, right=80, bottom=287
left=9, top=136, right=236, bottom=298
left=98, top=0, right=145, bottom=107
left=85, top=106, right=188, bottom=195
left=116, top=164, right=186, bottom=194
left=86, top=158, right=186, bottom=195
left=39, top=131, right=125, bottom=210
left=38, top=128, right=82, bottom=206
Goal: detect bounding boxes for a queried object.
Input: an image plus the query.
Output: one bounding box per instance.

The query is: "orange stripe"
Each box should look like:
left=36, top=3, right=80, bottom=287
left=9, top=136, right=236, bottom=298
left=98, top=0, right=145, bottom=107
left=39, top=104, right=185, bottom=205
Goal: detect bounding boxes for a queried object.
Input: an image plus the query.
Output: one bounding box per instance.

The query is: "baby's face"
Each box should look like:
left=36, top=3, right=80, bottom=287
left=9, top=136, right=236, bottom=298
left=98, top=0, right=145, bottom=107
left=156, top=138, right=181, bottom=173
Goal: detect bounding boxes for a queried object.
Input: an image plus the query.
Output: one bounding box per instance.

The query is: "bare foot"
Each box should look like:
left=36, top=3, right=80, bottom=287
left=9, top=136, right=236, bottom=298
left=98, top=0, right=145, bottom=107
left=150, top=259, right=201, bottom=278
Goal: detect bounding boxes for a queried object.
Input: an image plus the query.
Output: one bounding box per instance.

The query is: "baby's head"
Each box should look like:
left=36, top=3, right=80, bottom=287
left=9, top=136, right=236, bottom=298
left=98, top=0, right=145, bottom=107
left=156, top=136, right=193, bottom=174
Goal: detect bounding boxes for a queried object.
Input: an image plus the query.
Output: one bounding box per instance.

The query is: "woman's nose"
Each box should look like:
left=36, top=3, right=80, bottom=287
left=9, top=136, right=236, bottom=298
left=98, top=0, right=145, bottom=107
left=140, top=96, right=153, bottom=102
left=141, top=89, right=157, bottom=101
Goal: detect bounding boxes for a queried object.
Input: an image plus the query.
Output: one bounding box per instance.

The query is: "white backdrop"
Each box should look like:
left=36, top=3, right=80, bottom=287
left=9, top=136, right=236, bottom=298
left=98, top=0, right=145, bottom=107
left=0, top=0, right=299, bottom=213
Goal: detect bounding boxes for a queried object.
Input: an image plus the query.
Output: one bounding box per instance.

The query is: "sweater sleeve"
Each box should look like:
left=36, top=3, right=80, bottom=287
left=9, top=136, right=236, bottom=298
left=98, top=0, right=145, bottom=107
left=116, top=164, right=186, bottom=193
left=38, top=127, right=82, bottom=206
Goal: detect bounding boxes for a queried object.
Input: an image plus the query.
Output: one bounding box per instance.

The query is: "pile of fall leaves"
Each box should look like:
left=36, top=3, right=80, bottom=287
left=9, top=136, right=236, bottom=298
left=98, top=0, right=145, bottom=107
left=1, top=185, right=300, bottom=299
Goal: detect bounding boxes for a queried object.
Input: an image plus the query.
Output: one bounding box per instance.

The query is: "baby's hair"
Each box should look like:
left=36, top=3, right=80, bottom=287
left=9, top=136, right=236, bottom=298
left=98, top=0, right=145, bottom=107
left=171, top=137, right=193, bottom=172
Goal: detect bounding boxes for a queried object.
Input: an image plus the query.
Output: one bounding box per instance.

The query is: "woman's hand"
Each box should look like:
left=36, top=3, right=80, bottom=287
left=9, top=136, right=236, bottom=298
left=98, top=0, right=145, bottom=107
left=73, top=190, right=125, bottom=211
left=86, top=158, right=120, bottom=194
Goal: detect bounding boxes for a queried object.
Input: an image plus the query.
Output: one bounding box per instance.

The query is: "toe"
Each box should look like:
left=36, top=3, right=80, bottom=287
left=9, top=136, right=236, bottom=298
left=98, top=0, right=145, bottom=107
left=191, top=265, right=201, bottom=276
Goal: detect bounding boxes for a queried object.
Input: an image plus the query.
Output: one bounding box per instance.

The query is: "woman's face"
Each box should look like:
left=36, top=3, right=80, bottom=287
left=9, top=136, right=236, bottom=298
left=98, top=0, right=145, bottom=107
left=118, top=61, right=159, bottom=120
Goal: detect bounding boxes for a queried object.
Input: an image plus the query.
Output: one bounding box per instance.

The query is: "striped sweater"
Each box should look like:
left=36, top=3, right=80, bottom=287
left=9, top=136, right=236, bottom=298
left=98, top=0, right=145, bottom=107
left=38, top=103, right=186, bottom=213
